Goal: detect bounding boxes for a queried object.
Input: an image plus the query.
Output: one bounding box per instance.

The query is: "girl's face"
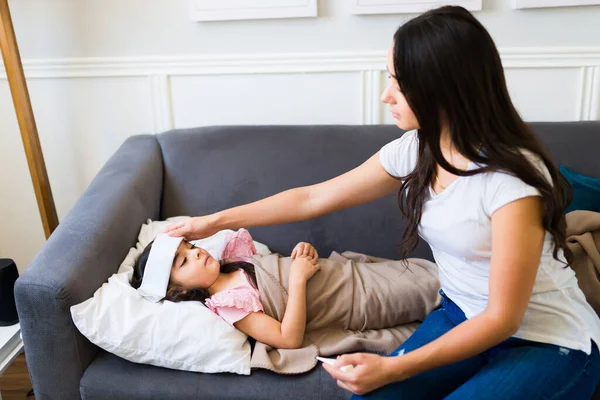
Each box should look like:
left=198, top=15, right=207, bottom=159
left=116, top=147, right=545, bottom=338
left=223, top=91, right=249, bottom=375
left=381, top=45, right=420, bottom=131
left=169, top=241, right=221, bottom=291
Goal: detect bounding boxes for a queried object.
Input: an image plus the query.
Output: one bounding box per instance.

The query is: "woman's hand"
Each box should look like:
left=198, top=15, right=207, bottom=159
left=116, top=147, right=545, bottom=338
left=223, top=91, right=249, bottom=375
left=289, top=254, right=320, bottom=284
left=291, top=242, right=319, bottom=261
left=322, top=353, right=401, bottom=396
left=162, top=216, right=218, bottom=241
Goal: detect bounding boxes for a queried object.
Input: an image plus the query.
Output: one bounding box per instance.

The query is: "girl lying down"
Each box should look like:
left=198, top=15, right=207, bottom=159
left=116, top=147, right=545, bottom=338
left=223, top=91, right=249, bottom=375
left=132, top=230, right=320, bottom=349
left=131, top=229, right=441, bottom=374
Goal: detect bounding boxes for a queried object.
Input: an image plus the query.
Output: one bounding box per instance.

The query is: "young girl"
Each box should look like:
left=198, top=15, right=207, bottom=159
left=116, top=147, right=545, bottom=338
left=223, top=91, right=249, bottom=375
left=164, top=6, right=600, bottom=399
left=130, top=231, right=320, bottom=350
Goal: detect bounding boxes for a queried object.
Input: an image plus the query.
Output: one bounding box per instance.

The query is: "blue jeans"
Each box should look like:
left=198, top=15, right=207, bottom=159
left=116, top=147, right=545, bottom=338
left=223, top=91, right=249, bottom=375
left=353, top=291, right=600, bottom=400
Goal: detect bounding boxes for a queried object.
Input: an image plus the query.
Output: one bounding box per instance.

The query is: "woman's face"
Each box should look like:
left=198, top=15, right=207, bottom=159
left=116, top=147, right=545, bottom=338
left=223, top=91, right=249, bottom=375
left=169, top=241, right=221, bottom=291
left=381, top=45, right=419, bottom=131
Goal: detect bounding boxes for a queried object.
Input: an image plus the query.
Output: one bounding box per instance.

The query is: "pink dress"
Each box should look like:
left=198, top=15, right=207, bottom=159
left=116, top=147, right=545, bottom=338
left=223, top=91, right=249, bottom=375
left=205, top=270, right=263, bottom=326
left=205, top=229, right=263, bottom=326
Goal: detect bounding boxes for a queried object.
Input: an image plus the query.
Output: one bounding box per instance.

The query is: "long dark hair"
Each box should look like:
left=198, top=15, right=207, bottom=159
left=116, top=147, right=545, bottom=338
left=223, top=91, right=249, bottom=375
left=393, top=6, right=572, bottom=263
left=131, top=240, right=258, bottom=304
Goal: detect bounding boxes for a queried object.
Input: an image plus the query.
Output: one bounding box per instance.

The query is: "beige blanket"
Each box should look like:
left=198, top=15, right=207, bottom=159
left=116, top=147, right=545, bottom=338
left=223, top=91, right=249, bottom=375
left=566, top=211, right=600, bottom=317
left=249, top=251, right=441, bottom=374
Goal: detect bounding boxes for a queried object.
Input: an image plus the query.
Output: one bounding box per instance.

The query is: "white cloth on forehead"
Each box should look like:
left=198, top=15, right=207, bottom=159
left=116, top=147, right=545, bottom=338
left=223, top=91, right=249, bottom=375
left=190, top=230, right=228, bottom=261
left=137, top=233, right=183, bottom=303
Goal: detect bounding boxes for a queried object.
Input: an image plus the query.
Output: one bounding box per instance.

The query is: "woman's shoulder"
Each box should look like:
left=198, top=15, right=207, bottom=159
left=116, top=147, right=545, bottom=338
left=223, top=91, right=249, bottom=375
left=520, top=149, right=551, bottom=182
left=475, top=149, right=549, bottom=216
left=379, top=129, right=419, bottom=178
left=384, top=129, right=419, bottom=149
left=478, top=148, right=550, bottom=183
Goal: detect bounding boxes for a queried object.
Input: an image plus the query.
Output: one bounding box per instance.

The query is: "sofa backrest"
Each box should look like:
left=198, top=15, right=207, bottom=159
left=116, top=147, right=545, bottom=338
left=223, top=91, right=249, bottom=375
left=157, top=122, right=600, bottom=260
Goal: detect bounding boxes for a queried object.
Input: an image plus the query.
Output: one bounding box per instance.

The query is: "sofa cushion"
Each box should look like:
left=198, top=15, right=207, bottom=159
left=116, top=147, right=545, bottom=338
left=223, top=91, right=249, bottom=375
left=156, top=125, right=433, bottom=262
left=530, top=121, right=600, bottom=180
left=80, top=350, right=351, bottom=400
left=560, top=164, right=600, bottom=213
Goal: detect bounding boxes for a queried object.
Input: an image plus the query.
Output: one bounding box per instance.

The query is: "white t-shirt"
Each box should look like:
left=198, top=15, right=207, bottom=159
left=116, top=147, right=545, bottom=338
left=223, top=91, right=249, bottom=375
left=379, top=130, right=600, bottom=354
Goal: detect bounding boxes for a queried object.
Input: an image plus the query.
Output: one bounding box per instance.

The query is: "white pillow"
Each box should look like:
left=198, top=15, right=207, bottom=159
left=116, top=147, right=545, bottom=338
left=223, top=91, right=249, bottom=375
left=70, top=216, right=272, bottom=375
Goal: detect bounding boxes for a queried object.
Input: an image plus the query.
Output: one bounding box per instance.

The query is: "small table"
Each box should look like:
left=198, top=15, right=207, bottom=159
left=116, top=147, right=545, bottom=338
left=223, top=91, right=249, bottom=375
left=0, top=323, right=23, bottom=400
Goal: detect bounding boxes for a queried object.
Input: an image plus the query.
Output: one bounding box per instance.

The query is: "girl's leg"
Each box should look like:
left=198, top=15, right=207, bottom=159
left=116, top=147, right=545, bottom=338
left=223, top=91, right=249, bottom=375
left=352, top=303, right=487, bottom=400
left=445, top=340, right=600, bottom=400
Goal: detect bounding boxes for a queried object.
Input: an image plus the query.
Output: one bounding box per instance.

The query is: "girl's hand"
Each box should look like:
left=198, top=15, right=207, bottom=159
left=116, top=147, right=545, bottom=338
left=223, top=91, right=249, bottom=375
left=322, top=353, right=400, bottom=396
left=162, top=216, right=218, bottom=241
left=291, top=242, right=319, bottom=261
left=290, top=254, right=320, bottom=284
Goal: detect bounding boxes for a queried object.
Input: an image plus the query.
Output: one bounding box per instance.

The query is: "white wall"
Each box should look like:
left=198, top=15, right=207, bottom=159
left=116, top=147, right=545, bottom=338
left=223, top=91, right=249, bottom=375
left=7, top=0, right=600, bottom=57
left=1, top=0, right=599, bottom=272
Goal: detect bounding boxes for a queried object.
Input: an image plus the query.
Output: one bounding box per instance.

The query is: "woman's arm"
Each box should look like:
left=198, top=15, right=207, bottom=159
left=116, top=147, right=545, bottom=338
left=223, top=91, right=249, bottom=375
left=216, top=153, right=401, bottom=229
left=325, top=196, right=546, bottom=394
left=164, top=153, right=402, bottom=239
left=234, top=255, right=320, bottom=349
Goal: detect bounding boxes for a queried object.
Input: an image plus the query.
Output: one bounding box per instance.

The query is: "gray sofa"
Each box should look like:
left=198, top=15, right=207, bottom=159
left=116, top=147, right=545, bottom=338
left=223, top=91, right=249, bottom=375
left=15, top=122, right=600, bottom=400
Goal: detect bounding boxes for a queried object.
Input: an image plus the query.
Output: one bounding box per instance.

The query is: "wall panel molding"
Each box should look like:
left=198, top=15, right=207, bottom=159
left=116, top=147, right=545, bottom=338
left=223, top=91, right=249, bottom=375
left=1, top=47, right=599, bottom=125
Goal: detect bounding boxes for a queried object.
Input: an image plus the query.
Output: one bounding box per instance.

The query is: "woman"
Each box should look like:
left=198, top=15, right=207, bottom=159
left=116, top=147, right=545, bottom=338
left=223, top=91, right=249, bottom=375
left=164, top=6, right=600, bottom=399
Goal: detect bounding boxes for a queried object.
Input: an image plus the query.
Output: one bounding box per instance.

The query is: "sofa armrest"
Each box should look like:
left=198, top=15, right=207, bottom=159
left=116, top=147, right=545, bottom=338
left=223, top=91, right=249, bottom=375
left=15, top=134, right=163, bottom=400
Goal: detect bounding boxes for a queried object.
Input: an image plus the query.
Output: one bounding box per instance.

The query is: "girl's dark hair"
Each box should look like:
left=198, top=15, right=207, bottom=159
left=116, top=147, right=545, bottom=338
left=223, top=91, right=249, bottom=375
left=131, top=240, right=258, bottom=304
left=393, top=6, right=572, bottom=263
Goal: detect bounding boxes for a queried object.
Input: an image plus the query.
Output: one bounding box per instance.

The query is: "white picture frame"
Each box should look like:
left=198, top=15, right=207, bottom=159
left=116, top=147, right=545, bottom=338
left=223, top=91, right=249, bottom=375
left=190, top=0, right=318, bottom=22
left=350, top=0, right=482, bottom=14
left=510, top=0, right=600, bottom=8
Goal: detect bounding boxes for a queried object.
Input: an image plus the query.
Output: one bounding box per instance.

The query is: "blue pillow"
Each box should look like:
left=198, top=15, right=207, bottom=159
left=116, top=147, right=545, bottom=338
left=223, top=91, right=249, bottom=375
left=559, top=164, right=600, bottom=213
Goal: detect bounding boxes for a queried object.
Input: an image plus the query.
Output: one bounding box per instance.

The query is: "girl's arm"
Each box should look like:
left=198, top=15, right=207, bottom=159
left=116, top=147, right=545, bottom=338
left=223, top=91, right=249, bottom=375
left=164, top=153, right=401, bottom=240
left=234, top=255, right=320, bottom=349
left=326, top=196, right=545, bottom=394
